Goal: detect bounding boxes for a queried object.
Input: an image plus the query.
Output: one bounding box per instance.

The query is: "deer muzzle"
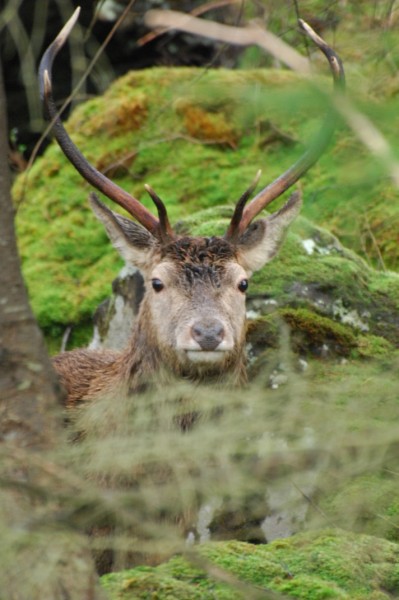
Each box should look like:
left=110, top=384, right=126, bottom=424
left=175, top=317, right=234, bottom=364
left=190, top=319, right=225, bottom=351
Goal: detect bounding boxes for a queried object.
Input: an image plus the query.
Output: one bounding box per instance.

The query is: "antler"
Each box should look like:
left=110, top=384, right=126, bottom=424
left=38, top=7, right=173, bottom=240
left=225, top=19, right=345, bottom=240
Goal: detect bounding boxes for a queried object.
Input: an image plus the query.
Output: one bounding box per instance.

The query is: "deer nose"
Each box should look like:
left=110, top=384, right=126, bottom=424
left=191, top=319, right=225, bottom=351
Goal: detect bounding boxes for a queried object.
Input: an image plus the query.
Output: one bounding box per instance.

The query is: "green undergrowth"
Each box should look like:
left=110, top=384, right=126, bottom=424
left=318, top=474, right=399, bottom=544
left=13, top=65, right=399, bottom=350
left=67, top=340, right=399, bottom=575
left=101, top=529, right=399, bottom=599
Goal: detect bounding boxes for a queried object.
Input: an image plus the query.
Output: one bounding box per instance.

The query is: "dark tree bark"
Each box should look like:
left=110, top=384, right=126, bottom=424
left=0, top=62, right=104, bottom=598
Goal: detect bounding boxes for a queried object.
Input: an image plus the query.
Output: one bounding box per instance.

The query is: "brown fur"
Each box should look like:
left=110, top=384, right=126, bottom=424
left=52, top=190, right=301, bottom=408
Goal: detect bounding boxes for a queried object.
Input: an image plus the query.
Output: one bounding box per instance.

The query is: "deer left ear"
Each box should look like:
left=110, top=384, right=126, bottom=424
left=236, top=191, right=302, bottom=275
left=89, top=193, right=158, bottom=272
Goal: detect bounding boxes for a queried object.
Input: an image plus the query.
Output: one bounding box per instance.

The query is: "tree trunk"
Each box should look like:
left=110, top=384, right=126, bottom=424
left=0, top=61, right=104, bottom=599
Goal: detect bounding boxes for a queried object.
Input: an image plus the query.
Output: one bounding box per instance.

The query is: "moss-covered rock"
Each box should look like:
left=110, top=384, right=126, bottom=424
left=101, top=529, right=399, bottom=599
left=244, top=216, right=399, bottom=350
left=13, top=67, right=399, bottom=351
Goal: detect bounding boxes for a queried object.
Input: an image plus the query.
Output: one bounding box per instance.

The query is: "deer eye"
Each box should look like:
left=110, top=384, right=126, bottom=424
left=151, top=278, right=164, bottom=292
left=238, top=279, right=249, bottom=293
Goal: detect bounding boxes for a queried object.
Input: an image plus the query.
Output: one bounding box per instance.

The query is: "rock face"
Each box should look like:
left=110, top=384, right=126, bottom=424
left=89, top=265, right=144, bottom=350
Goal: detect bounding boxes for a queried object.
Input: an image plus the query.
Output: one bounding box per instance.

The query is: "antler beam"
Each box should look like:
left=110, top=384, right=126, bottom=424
left=38, top=7, right=168, bottom=237
left=226, top=19, right=345, bottom=239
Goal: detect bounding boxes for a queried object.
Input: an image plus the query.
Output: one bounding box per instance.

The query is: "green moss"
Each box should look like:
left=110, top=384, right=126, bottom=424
left=102, top=570, right=208, bottom=599
left=100, top=530, right=399, bottom=599
left=101, top=556, right=238, bottom=599
left=355, top=334, right=394, bottom=358
left=279, top=308, right=357, bottom=356
left=248, top=308, right=395, bottom=361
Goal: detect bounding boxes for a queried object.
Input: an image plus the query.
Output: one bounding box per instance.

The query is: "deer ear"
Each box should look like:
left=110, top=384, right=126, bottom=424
left=236, top=191, right=302, bottom=275
left=89, top=193, right=157, bottom=271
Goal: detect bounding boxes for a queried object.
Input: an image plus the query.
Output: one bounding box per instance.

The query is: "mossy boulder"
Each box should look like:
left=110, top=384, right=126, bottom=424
left=13, top=67, right=399, bottom=352
left=101, top=529, right=399, bottom=599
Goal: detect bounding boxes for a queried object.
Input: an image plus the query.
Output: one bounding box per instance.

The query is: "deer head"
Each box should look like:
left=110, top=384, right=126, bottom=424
left=40, top=9, right=344, bottom=382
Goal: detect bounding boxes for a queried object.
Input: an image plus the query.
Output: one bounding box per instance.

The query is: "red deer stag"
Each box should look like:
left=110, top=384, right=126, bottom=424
left=40, top=9, right=344, bottom=407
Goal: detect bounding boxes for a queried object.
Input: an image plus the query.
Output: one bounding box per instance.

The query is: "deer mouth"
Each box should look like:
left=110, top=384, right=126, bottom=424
left=185, top=350, right=227, bottom=364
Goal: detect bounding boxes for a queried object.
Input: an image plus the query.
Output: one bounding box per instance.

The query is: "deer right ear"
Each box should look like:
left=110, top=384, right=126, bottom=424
left=89, top=193, right=157, bottom=271
left=236, top=191, right=302, bottom=276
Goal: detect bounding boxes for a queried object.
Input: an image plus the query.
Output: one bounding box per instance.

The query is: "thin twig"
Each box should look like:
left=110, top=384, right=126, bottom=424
left=291, top=480, right=337, bottom=528
left=5, top=11, right=43, bottom=130
left=60, top=325, right=72, bottom=352
left=375, top=512, right=399, bottom=529
left=0, top=0, right=24, bottom=32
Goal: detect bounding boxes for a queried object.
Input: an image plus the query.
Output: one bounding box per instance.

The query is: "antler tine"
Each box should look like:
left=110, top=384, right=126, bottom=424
left=225, top=170, right=261, bottom=241
left=226, top=19, right=345, bottom=240
left=144, top=184, right=174, bottom=242
left=38, top=7, right=162, bottom=236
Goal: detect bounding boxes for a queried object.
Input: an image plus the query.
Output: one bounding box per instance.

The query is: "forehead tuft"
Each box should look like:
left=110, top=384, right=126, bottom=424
left=163, top=236, right=235, bottom=264
left=161, top=236, right=236, bottom=285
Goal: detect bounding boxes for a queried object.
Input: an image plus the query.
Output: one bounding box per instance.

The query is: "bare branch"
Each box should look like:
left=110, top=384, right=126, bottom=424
left=145, top=9, right=311, bottom=74
left=138, top=0, right=240, bottom=47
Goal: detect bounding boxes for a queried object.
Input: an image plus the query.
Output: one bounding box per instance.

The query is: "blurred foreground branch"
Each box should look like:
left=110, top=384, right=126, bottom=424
left=146, top=9, right=399, bottom=188
left=146, top=8, right=311, bottom=73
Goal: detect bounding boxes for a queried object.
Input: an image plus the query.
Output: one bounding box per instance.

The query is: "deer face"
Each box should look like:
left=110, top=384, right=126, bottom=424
left=89, top=193, right=302, bottom=370
left=147, top=238, right=247, bottom=367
